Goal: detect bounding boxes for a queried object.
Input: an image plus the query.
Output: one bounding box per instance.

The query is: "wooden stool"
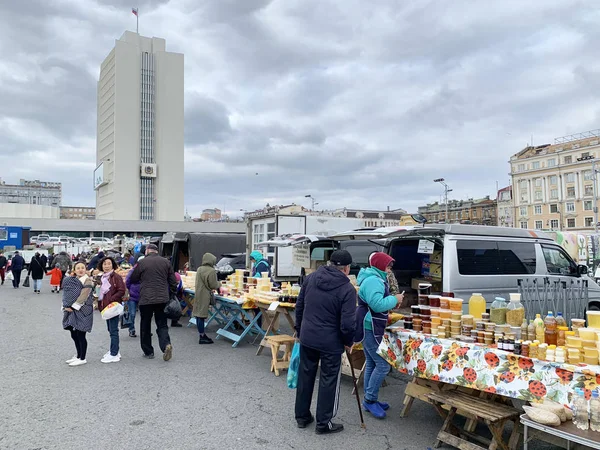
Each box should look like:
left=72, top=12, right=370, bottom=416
left=264, top=335, right=296, bottom=376
left=427, top=390, right=521, bottom=450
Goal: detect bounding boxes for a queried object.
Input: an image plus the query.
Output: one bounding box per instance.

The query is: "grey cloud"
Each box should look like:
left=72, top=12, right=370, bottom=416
left=185, top=95, right=233, bottom=145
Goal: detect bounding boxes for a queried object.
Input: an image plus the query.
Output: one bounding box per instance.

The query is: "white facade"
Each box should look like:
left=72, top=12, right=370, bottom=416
left=95, top=31, right=184, bottom=221
left=0, top=204, right=60, bottom=219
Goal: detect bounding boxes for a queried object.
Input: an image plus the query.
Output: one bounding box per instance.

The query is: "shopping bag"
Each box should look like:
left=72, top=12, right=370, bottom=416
left=101, top=302, right=124, bottom=320
left=164, top=295, right=182, bottom=320
left=23, top=276, right=30, bottom=288
left=6, top=271, right=14, bottom=281
left=287, top=342, right=301, bottom=389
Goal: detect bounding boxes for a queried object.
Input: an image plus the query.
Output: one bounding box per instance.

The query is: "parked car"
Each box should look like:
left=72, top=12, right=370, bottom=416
left=38, top=237, right=61, bottom=248
left=89, top=237, right=113, bottom=246
left=216, top=253, right=247, bottom=280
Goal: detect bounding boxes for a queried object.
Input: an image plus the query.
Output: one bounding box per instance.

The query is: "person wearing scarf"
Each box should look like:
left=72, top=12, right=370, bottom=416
left=62, top=262, right=95, bottom=366
left=97, top=256, right=126, bottom=364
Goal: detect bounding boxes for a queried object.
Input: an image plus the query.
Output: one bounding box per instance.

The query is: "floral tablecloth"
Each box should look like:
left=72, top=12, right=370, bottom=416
left=377, top=328, right=600, bottom=405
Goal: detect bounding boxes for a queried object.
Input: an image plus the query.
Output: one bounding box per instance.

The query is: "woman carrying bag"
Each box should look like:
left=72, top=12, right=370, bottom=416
left=193, top=253, right=220, bottom=345
left=27, top=252, right=45, bottom=294
left=97, top=256, right=126, bottom=364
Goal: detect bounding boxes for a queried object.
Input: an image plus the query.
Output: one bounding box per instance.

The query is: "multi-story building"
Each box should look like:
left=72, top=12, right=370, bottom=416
left=509, top=130, right=600, bottom=231
left=60, top=206, right=96, bottom=220
left=497, top=186, right=514, bottom=228
left=95, top=31, right=184, bottom=221
left=331, top=208, right=407, bottom=228
left=418, top=197, right=497, bottom=225
left=200, top=208, right=222, bottom=221
left=0, top=178, right=61, bottom=207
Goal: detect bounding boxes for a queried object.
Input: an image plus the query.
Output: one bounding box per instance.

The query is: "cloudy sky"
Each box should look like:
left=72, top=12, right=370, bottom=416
left=2, top=0, right=600, bottom=218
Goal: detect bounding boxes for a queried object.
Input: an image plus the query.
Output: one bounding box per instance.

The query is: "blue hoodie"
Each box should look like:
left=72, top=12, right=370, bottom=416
left=250, top=250, right=271, bottom=278
left=357, top=267, right=397, bottom=331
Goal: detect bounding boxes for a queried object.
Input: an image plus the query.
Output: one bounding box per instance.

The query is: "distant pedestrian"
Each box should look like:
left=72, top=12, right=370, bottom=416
left=170, top=271, right=184, bottom=328
left=129, top=244, right=177, bottom=361
left=250, top=250, right=271, bottom=327
left=48, top=253, right=54, bottom=268
left=0, top=251, right=7, bottom=286
left=53, top=252, right=72, bottom=289
left=125, top=264, right=141, bottom=338
left=39, top=253, right=48, bottom=272
left=10, top=251, right=25, bottom=289
left=86, top=251, right=104, bottom=272
left=62, top=262, right=95, bottom=367
left=48, top=264, right=63, bottom=293
left=193, top=253, right=220, bottom=345
left=97, top=256, right=126, bottom=364
left=27, top=252, right=45, bottom=294
left=355, top=252, right=403, bottom=420
left=294, top=250, right=356, bottom=435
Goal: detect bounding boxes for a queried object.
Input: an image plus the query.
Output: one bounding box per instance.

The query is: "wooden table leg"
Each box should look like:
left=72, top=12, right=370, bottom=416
left=507, top=418, right=520, bottom=450
left=487, top=419, right=510, bottom=450
left=255, top=309, right=279, bottom=354
left=434, top=405, right=457, bottom=449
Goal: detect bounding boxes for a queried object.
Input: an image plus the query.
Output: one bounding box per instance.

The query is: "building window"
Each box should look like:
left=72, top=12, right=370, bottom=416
left=584, top=170, right=593, bottom=181
left=582, top=152, right=590, bottom=158
left=532, top=161, right=540, bottom=169
left=550, top=204, right=558, bottom=213
left=520, top=194, right=528, bottom=203
left=520, top=180, right=528, bottom=189
left=534, top=178, right=542, bottom=187
left=564, top=156, right=572, bottom=164
left=535, top=191, right=543, bottom=200
left=585, top=185, right=594, bottom=196
left=567, top=187, right=576, bottom=198
left=586, top=217, right=594, bottom=227
left=550, top=219, right=559, bottom=229
left=534, top=205, right=542, bottom=215
left=535, top=220, right=543, bottom=230
left=550, top=189, right=558, bottom=199
left=566, top=173, right=575, bottom=183
left=567, top=218, right=576, bottom=228
left=548, top=158, right=556, bottom=168
left=566, top=202, right=575, bottom=212
left=517, top=164, right=525, bottom=172
left=520, top=207, right=527, bottom=216
left=520, top=221, right=528, bottom=229
left=549, top=175, right=558, bottom=185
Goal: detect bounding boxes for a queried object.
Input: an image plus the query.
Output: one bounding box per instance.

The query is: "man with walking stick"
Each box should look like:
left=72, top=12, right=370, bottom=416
left=294, top=250, right=356, bottom=435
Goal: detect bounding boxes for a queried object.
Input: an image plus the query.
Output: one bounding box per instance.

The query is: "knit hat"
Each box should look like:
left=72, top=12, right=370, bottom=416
left=330, top=250, right=352, bottom=266
left=146, top=244, right=159, bottom=251
left=369, top=252, right=394, bottom=271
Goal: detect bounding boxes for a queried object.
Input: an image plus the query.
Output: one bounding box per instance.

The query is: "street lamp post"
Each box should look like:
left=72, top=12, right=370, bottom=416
left=305, top=194, right=316, bottom=211
left=434, top=178, right=453, bottom=223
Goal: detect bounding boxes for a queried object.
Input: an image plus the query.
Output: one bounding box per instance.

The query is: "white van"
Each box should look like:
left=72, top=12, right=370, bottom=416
left=331, top=224, right=600, bottom=314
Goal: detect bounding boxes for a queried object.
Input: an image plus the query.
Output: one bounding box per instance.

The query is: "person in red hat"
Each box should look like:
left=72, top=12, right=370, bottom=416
left=354, top=252, right=403, bottom=419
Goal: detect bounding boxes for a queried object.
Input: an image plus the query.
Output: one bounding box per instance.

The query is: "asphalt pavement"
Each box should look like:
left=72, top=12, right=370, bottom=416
left=0, top=276, right=561, bottom=450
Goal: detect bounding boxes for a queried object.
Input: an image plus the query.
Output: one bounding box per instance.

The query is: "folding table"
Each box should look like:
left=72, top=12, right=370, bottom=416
left=214, top=295, right=264, bottom=348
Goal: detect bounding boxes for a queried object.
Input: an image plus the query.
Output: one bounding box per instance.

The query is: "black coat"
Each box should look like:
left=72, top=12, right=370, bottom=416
left=295, top=265, right=357, bottom=355
left=11, top=255, right=25, bottom=272
left=28, top=257, right=45, bottom=280
left=0, top=255, right=7, bottom=269
left=129, top=253, right=177, bottom=306
left=39, top=254, right=47, bottom=271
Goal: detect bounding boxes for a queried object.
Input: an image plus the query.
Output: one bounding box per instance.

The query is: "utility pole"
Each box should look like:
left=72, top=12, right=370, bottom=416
left=434, top=178, right=452, bottom=222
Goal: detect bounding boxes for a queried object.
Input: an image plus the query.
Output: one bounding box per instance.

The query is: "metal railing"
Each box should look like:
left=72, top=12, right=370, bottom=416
left=517, top=277, right=589, bottom=323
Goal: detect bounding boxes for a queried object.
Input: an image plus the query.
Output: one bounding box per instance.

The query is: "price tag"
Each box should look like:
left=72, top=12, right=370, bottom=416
left=268, top=301, right=280, bottom=311
left=417, top=239, right=435, bottom=254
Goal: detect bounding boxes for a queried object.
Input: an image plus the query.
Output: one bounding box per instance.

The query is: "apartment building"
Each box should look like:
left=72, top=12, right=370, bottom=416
left=200, top=208, right=222, bottom=221
left=497, top=186, right=514, bottom=227
left=418, top=197, right=497, bottom=225
left=60, top=206, right=96, bottom=220
left=509, top=129, right=600, bottom=231
left=0, top=178, right=62, bottom=207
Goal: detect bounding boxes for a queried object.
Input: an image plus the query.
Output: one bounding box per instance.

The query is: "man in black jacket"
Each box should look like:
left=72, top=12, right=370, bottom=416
left=0, top=251, right=7, bottom=285
left=294, top=250, right=356, bottom=435
left=10, top=251, right=25, bottom=288
left=130, top=244, right=178, bottom=361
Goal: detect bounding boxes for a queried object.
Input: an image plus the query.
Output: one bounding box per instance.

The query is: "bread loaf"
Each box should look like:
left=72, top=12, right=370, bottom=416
left=523, top=406, right=561, bottom=426
left=530, top=401, right=567, bottom=422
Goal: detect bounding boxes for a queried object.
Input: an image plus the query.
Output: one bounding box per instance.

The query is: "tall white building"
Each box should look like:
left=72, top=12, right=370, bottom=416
left=95, top=31, right=184, bottom=221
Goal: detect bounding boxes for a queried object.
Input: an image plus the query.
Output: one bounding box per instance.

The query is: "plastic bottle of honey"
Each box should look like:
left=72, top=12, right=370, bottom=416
left=555, top=312, right=567, bottom=328
left=534, top=314, right=545, bottom=344
left=527, top=319, right=536, bottom=342
left=544, top=311, right=558, bottom=346
left=469, top=293, right=486, bottom=320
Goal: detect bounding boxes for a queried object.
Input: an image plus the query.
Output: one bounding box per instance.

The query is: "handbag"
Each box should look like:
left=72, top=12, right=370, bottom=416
left=287, top=342, right=301, bottom=389
left=101, top=302, right=124, bottom=320
left=164, top=295, right=182, bottom=320
left=6, top=271, right=14, bottom=281
left=23, top=276, right=30, bottom=288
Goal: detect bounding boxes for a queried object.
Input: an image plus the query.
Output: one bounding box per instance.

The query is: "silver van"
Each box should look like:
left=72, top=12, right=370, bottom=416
left=331, top=224, right=600, bottom=314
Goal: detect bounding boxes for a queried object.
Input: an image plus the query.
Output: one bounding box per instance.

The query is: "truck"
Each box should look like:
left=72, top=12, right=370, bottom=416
left=246, top=213, right=364, bottom=281
left=165, top=232, right=246, bottom=271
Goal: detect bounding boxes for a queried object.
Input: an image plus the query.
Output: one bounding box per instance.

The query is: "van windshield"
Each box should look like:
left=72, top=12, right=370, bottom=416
left=457, top=240, right=536, bottom=275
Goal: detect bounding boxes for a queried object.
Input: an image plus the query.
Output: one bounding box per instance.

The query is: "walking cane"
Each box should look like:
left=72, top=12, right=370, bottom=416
left=345, top=348, right=366, bottom=429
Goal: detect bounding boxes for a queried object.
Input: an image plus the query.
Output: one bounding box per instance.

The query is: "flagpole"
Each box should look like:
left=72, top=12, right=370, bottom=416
left=136, top=8, right=139, bottom=34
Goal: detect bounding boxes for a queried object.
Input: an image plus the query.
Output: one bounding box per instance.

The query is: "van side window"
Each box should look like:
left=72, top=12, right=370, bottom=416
left=457, top=240, right=536, bottom=275
left=541, top=245, right=578, bottom=276
left=341, top=243, right=379, bottom=268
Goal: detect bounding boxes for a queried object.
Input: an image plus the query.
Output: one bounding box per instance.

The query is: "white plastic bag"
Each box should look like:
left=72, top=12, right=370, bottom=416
left=6, top=271, right=14, bottom=281
left=101, top=302, right=124, bottom=320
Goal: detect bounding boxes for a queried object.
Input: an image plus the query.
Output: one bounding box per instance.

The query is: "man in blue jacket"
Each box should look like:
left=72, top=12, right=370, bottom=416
left=294, top=250, right=356, bottom=435
left=10, top=251, right=25, bottom=288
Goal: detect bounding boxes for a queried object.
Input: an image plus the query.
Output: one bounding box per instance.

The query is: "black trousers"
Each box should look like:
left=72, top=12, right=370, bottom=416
left=59, top=270, right=67, bottom=288
left=295, top=345, right=342, bottom=429
left=12, top=270, right=21, bottom=288
left=69, top=329, right=88, bottom=359
left=139, top=303, right=171, bottom=356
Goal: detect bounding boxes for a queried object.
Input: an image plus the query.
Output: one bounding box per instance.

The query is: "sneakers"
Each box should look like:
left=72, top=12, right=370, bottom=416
left=163, top=344, right=173, bottom=361
left=363, top=400, right=386, bottom=419
left=65, top=355, right=78, bottom=364
left=69, top=359, right=87, bottom=366
left=297, top=415, right=314, bottom=429
left=171, top=322, right=183, bottom=328
left=315, top=422, right=344, bottom=435
left=143, top=353, right=155, bottom=359
left=129, top=331, right=137, bottom=338
left=101, top=354, right=121, bottom=364
left=378, top=401, right=390, bottom=411
left=198, top=334, right=214, bottom=345
left=103, top=351, right=121, bottom=359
